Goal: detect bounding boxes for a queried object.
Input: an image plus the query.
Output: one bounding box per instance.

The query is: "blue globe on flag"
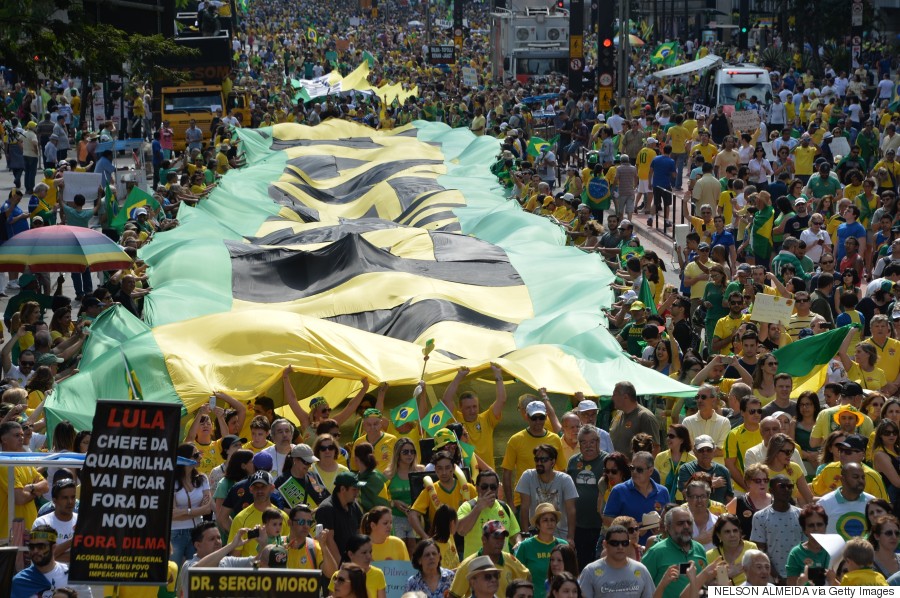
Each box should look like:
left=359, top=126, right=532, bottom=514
left=398, top=408, right=410, bottom=419
left=430, top=413, right=442, bottom=425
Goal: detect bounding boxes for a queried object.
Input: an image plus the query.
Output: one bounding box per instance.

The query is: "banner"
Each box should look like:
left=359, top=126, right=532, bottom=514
left=750, top=293, right=795, bottom=325
left=69, top=400, right=181, bottom=584
left=692, top=103, right=710, bottom=117
left=730, top=110, right=761, bottom=132
left=373, top=560, right=417, bottom=597
left=187, top=568, right=321, bottom=597
left=461, top=66, right=478, bottom=88
left=62, top=172, right=103, bottom=205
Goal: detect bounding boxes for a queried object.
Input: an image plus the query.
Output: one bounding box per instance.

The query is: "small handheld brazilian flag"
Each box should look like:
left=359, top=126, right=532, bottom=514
left=421, top=402, right=453, bottom=437
left=307, top=27, right=317, bottom=43
left=390, top=398, right=419, bottom=429
left=422, top=338, right=435, bottom=356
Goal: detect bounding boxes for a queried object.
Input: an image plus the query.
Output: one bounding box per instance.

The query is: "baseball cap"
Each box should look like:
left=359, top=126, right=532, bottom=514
left=219, top=435, right=246, bottom=453
left=290, top=444, right=319, bottom=463
left=82, top=296, right=103, bottom=309
left=499, top=122, right=509, bottom=130
left=630, top=301, right=646, bottom=311
left=694, top=435, right=715, bottom=450
left=248, top=471, right=272, bottom=486
left=526, top=401, right=547, bottom=418
left=836, top=434, right=868, bottom=452
left=698, top=242, right=711, bottom=251
left=252, top=451, right=274, bottom=471
left=618, top=219, right=632, bottom=229
left=576, top=399, right=598, bottom=413
left=736, top=264, right=751, bottom=273
left=334, top=471, right=365, bottom=488
left=647, top=137, right=658, bottom=144
left=37, top=353, right=64, bottom=366
left=881, top=281, right=895, bottom=293
left=482, top=520, right=509, bottom=537
left=267, top=545, right=288, bottom=568
left=794, top=197, right=807, bottom=204
left=562, top=192, right=575, bottom=201
left=18, top=274, right=36, bottom=287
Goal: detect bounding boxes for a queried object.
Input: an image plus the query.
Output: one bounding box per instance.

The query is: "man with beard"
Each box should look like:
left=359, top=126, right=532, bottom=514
left=516, top=444, right=577, bottom=545
left=642, top=508, right=707, bottom=598
left=579, top=525, right=655, bottom=598
left=11, top=525, right=93, bottom=597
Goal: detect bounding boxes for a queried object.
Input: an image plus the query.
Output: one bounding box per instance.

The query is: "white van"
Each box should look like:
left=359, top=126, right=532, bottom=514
left=700, top=64, right=774, bottom=115
left=650, top=56, right=774, bottom=115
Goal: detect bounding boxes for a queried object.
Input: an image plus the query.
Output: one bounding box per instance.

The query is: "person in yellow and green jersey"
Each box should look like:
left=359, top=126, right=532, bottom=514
left=724, top=396, right=763, bottom=492
left=791, top=134, right=818, bottom=184
left=741, top=191, right=774, bottom=269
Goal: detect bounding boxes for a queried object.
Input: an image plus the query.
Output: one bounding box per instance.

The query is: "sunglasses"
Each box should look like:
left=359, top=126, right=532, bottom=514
left=480, top=484, right=499, bottom=491
left=19, top=361, right=34, bottom=366
left=293, top=518, right=314, bottom=526
left=334, top=576, right=349, bottom=584
left=779, top=449, right=793, bottom=455
left=530, top=414, right=547, bottom=421
left=607, top=539, right=630, bottom=547
left=840, top=448, right=863, bottom=454
left=883, top=430, right=899, bottom=437
left=604, top=468, right=619, bottom=475
left=746, top=408, right=762, bottom=415
left=796, top=298, right=810, bottom=303
left=666, top=433, right=677, bottom=439
left=319, top=445, right=337, bottom=452
left=881, top=530, right=900, bottom=537
left=400, top=448, right=416, bottom=455
left=751, top=478, right=769, bottom=484
left=630, top=465, right=649, bottom=474
left=478, top=572, right=501, bottom=581
left=778, top=483, right=795, bottom=490
left=626, top=526, right=639, bottom=534
left=192, top=452, right=201, bottom=459
left=534, top=456, right=553, bottom=463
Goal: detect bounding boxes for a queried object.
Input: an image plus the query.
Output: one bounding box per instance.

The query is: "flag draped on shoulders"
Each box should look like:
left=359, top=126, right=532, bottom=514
left=750, top=204, right=774, bottom=261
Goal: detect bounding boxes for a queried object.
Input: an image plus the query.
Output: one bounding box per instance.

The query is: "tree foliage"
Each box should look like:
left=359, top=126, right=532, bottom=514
left=0, top=0, right=196, bottom=85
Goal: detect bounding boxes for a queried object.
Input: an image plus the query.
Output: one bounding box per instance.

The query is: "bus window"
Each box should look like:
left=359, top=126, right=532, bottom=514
left=164, top=91, right=222, bottom=112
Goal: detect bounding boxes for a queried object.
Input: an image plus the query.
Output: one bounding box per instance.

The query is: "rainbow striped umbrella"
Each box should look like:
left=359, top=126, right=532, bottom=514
left=0, top=226, right=132, bottom=273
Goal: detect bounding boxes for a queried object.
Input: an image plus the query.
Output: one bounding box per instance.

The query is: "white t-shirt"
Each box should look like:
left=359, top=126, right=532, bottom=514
left=34, top=562, right=93, bottom=597
left=32, top=512, right=77, bottom=551
left=261, top=444, right=292, bottom=476
left=172, top=476, right=210, bottom=530
left=877, top=79, right=894, bottom=99
left=799, top=228, right=831, bottom=263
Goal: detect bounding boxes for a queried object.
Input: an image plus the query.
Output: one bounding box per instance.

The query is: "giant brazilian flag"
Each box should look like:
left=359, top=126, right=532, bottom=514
left=45, top=121, right=695, bottom=433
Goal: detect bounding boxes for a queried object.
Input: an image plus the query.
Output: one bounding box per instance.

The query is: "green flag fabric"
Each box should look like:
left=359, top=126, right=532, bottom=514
left=104, top=183, right=118, bottom=224
left=390, top=397, right=419, bottom=429
left=639, top=277, right=657, bottom=314
left=650, top=42, right=680, bottom=66
left=110, top=187, right=161, bottom=232
left=362, top=51, right=376, bottom=67
left=421, top=402, right=453, bottom=437
left=772, top=325, right=851, bottom=377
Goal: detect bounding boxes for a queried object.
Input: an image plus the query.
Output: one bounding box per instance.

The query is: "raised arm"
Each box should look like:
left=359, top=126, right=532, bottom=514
left=282, top=365, right=311, bottom=429
left=184, top=403, right=211, bottom=443
left=1, top=326, right=25, bottom=374
left=539, top=387, right=562, bottom=434
left=489, top=363, right=507, bottom=420
left=332, top=378, right=370, bottom=426
left=215, top=391, right=247, bottom=433
left=442, top=367, right=469, bottom=413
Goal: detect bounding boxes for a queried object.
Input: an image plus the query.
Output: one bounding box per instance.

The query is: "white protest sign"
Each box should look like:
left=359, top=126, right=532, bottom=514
left=811, top=534, right=846, bottom=571
left=461, top=66, right=478, bottom=88
left=760, top=141, right=776, bottom=162
left=730, top=110, right=760, bottom=132
left=692, top=103, right=710, bottom=117
left=829, top=136, right=851, bottom=160
left=62, top=172, right=103, bottom=205
left=750, top=293, right=794, bottom=325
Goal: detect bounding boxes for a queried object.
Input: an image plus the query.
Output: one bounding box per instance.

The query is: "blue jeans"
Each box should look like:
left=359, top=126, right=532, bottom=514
left=72, top=268, right=93, bottom=298
left=673, top=153, right=686, bottom=189
left=170, top=528, right=196, bottom=568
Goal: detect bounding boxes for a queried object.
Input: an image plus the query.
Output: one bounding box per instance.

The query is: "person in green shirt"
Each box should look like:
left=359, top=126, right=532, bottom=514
left=642, top=507, right=708, bottom=598
left=513, top=503, right=567, bottom=598
left=784, top=504, right=830, bottom=585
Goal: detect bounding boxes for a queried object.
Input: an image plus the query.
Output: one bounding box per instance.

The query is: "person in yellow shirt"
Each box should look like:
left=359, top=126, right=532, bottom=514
left=873, top=150, right=900, bottom=191
left=215, top=143, right=231, bottom=174
left=690, top=205, right=714, bottom=244
left=865, top=315, right=900, bottom=394
left=442, top=364, right=507, bottom=468
left=691, top=130, right=718, bottom=164
left=0, top=422, right=47, bottom=540
left=839, top=538, right=889, bottom=586
left=243, top=415, right=275, bottom=454
left=636, top=139, right=658, bottom=214
left=668, top=114, right=690, bottom=188
left=409, top=451, right=476, bottom=538
left=501, top=401, right=566, bottom=508
left=791, top=135, right=818, bottom=182
left=838, top=334, right=888, bottom=392
left=227, top=473, right=291, bottom=557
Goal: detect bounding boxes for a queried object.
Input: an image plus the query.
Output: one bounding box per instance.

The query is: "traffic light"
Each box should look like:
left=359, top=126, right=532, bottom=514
left=738, top=0, right=749, bottom=49
left=602, top=37, right=612, bottom=47
left=557, top=0, right=564, bottom=8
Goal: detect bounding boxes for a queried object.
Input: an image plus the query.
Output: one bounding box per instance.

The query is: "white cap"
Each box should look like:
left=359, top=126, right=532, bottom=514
left=500, top=122, right=509, bottom=130
left=526, top=401, right=547, bottom=418
left=562, top=192, right=575, bottom=201
left=577, top=399, right=598, bottom=412
left=694, top=435, right=715, bottom=450
left=647, top=137, right=658, bottom=144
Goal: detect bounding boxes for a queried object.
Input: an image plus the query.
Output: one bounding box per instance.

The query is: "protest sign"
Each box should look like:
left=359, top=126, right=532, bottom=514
left=750, top=293, right=794, bottom=325
left=461, top=66, right=478, bottom=88
left=62, top=172, right=103, bottom=205
left=427, top=45, right=456, bottom=65
left=692, top=103, right=710, bottom=117
left=187, top=568, right=321, bottom=598
left=829, top=136, right=851, bottom=159
left=730, top=110, right=760, bottom=132
left=278, top=477, right=305, bottom=508
left=374, top=560, right=417, bottom=596
left=69, top=400, right=181, bottom=585
left=760, top=141, right=776, bottom=161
